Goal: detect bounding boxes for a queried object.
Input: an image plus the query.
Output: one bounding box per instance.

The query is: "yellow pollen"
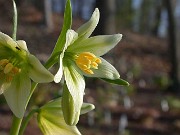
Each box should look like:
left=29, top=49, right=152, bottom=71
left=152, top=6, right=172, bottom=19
left=0, top=59, right=21, bottom=83
left=4, top=63, right=13, bottom=74
left=0, top=59, right=9, bottom=67
left=75, top=52, right=101, bottom=74
left=11, top=67, right=21, bottom=74
left=6, top=75, right=13, bottom=82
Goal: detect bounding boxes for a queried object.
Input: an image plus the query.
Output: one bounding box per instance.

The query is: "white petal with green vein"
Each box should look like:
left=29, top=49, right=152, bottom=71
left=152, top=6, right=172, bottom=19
left=63, top=60, right=85, bottom=125
left=68, top=34, right=122, bottom=56
left=28, top=54, right=54, bottom=83
left=76, top=8, right=99, bottom=40
left=3, top=73, right=31, bottom=118
left=84, top=57, right=120, bottom=80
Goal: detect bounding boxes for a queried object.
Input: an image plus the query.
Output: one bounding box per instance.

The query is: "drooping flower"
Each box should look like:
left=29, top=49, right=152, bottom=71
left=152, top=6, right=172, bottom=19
left=54, top=8, right=125, bottom=125
left=37, top=97, right=95, bottom=135
left=0, top=32, right=54, bottom=118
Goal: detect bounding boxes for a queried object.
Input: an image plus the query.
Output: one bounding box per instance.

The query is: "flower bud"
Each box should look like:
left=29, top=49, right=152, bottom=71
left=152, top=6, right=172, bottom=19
left=62, top=84, right=80, bottom=126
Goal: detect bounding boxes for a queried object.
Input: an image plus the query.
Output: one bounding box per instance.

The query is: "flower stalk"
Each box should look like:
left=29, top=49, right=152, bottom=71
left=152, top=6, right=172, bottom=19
left=12, top=0, right=17, bottom=40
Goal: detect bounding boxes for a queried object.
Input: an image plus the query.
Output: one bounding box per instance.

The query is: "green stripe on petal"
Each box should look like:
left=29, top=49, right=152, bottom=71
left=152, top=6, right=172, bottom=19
left=67, top=34, right=122, bottom=56
left=84, top=57, right=120, bottom=80
left=3, top=73, right=31, bottom=118
left=76, top=8, right=99, bottom=41
left=38, top=108, right=81, bottom=135
left=63, top=59, right=85, bottom=125
left=62, top=83, right=80, bottom=126
left=28, top=54, right=54, bottom=83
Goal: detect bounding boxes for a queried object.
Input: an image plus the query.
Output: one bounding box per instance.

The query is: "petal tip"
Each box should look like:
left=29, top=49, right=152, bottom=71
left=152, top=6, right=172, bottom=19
left=54, top=77, right=61, bottom=83
left=93, top=8, right=100, bottom=20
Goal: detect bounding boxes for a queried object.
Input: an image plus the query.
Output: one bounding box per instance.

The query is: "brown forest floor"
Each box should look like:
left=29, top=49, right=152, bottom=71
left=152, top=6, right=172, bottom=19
left=0, top=1, right=180, bottom=135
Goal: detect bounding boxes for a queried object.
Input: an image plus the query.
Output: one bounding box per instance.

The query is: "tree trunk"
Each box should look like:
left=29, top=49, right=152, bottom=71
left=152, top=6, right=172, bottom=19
left=44, top=0, right=54, bottom=31
left=94, top=0, right=116, bottom=35
left=164, top=0, right=179, bottom=91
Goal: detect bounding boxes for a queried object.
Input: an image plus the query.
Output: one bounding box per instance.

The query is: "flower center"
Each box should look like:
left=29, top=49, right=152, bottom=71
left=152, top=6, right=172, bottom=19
left=75, top=52, right=101, bottom=74
left=0, top=59, right=21, bottom=82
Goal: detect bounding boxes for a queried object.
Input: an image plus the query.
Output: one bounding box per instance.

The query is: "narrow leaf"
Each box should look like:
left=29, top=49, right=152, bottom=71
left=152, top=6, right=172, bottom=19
left=51, top=0, right=72, bottom=57
left=101, top=78, right=129, bottom=86
left=81, top=103, right=95, bottom=115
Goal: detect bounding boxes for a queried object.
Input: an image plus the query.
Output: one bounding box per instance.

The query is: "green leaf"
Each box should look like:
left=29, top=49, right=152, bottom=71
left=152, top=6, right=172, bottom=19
left=54, top=30, right=78, bottom=83
left=101, top=78, right=129, bottom=86
left=51, top=0, right=72, bottom=57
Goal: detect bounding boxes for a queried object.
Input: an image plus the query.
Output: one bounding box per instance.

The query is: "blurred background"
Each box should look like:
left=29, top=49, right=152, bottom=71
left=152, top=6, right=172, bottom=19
left=0, top=0, right=180, bottom=135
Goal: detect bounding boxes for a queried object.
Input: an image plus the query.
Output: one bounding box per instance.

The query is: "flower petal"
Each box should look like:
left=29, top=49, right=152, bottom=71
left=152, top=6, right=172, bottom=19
left=62, top=83, right=80, bottom=126
left=80, top=103, right=95, bottom=115
left=0, top=78, right=6, bottom=94
left=67, top=34, right=122, bottom=56
left=28, top=54, right=54, bottom=83
left=54, top=30, right=78, bottom=83
left=38, top=107, right=81, bottom=135
left=0, top=32, right=16, bottom=49
left=83, top=57, right=120, bottom=80
left=16, top=40, right=29, bottom=52
left=3, top=73, right=31, bottom=118
left=76, top=8, right=99, bottom=40
left=63, top=29, right=78, bottom=51
left=54, top=55, right=63, bottom=83
left=63, top=59, right=85, bottom=125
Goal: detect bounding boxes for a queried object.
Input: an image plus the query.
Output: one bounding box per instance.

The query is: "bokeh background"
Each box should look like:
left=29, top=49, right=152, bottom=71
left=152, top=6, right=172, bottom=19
left=0, top=0, right=180, bottom=135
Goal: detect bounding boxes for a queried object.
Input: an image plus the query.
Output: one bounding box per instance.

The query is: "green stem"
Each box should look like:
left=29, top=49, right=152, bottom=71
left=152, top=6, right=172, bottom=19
left=19, top=108, right=39, bottom=135
left=12, top=0, right=17, bottom=40
left=9, top=0, right=59, bottom=134
left=18, top=54, right=57, bottom=134
left=10, top=1, right=21, bottom=135
left=10, top=115, right=23, bottom=135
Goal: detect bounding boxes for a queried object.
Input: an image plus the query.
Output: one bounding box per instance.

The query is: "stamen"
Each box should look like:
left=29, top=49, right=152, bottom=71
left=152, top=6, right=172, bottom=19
left=6, top=75, right=13, bottom=82
left=0, top=59, right=9, bottom=67
left=11, top=67, right=21, bottom=74
left=0, top=59, right=21, bottom=83
left=75, top=52, right=101, bottom=74
left=4, top=63, right=13, bottom=74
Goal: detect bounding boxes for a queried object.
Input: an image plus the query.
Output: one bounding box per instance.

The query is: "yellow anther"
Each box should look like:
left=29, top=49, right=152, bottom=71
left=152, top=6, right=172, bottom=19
left=75, top=52, right=101, bottom=74
left=4, top=63, right=13, bottom=74
left=6, top=75, right=13, bottom=82
left=11, top=67, right=21, bottom=74
left=0, top=59, right=9, bottom=67
left=0, top=59, right=21, bottom=83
